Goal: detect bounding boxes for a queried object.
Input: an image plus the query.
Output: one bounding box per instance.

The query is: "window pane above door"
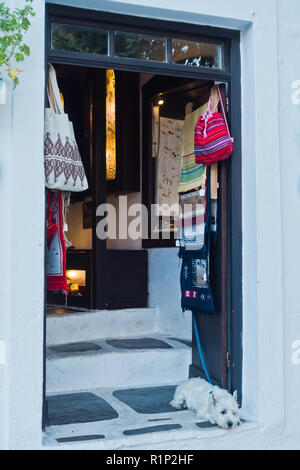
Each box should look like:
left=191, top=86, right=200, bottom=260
left=172, top=39, right=223, bottom=69
left=114, top=31, right=167, bottom=62
left=51, top=23, right=108, bottom=55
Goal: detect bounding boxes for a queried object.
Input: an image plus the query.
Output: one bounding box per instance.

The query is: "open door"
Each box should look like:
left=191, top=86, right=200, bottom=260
left=189, top=85, right=229, bottom=388
left=190, top=157, right=228, bottom=388
left=142, top=77, right=229, bottom=389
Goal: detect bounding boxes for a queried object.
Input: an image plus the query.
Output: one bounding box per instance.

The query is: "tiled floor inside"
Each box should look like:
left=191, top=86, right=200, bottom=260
left=46, top=305, right=90, bottom=315
left=47, top=336, right=192, bottom=359
left=44, top=383, right=218, bottom=447
left=46, top=336, right=183, bottom=359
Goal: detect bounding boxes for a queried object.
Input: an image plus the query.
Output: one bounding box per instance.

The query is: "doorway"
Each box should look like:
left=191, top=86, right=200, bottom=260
left=46, top=65, right=148, bottom=312
left=44, top=3, right=242, bottom=431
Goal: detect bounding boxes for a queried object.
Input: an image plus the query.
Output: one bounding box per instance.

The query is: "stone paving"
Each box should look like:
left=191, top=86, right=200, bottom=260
left=45, top=383, right=217, bottom=446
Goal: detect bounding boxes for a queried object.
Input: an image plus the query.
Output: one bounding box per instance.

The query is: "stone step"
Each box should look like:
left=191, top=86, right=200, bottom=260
left=44, top=382, right=218, bottom=449
left=46, top=335, right=191, bottom=394
left=46, top=308, right=160, bottom=345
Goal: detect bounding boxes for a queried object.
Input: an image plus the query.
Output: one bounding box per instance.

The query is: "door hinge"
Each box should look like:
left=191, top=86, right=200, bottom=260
left=226, top=97, right=229, bottom=113
left=226, top=352, right=231, bottom=368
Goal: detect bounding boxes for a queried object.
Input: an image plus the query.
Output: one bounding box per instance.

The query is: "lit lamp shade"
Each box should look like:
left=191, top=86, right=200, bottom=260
left=106, top=69, right=116, bottom=180
left=66, top=270, right=86, bottom=295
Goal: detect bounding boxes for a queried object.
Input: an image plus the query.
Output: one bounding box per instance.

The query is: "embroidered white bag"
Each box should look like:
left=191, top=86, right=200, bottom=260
left=44, top=64, right=88, bottom=191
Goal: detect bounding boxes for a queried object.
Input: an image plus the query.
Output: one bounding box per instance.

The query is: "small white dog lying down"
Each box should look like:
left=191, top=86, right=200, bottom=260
left=170, top=378, right=241, bottom=430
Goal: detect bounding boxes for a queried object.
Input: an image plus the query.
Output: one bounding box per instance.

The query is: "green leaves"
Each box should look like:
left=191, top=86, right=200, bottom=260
left=12, top=75, right=19, bottom=87
left=15, top=52, right=24, bottom=62
left=0, top=0, right=35, bottom=88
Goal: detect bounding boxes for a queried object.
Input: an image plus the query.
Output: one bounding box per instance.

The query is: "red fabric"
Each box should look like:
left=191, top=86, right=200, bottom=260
left=46, top=191, right=69, bottom=294
left=194, top=111, right=234, bottom=165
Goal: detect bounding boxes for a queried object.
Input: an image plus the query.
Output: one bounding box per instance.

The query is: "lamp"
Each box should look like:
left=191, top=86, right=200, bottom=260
left=66, top=270, right=86, bottom=296
left=106, top=69, right=116, bottom=180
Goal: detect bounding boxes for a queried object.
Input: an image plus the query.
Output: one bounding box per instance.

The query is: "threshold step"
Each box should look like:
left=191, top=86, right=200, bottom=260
left=44, top=382, right=224, bottom=449
left=46, top=335, right=191, bottom=393
left=46, top=307, right=160, bottom=345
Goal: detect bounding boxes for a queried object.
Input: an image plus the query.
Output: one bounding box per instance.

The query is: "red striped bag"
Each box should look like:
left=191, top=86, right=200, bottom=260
left=194, top=86, right=234, bottom=165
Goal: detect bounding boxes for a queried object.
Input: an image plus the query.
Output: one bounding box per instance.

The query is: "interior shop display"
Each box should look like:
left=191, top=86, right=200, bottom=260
left=178, top=85, right=234, bottom=316
left=143, top=76, right=215, bottom=244
left=44, top=64, right=89, bottom=191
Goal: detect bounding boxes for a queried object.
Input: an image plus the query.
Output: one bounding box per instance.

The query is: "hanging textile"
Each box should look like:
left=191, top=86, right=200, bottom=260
left=180, top=251, right=216, bottom=315
left=179, top=168, right=216, bottom=315
left=194, top=86, right=233, bottom=165
left=44, top=65, right=89, bottom=192
left=177, top=187, right=206, bottom=251
left=156, top=117, right=184, bottom=208
left=178, top=103, right=207, bottom=194
left=46, top=190, right=68, bottom=294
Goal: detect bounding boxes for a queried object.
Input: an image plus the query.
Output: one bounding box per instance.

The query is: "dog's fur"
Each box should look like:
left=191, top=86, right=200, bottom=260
left=170, top=378, right=241, bottom=429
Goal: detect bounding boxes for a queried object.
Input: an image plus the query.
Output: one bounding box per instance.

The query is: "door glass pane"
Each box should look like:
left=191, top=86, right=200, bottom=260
left=114, top=31, right=166, bottom=62
left=172, top=39, right=223, bottom=69
left=51, top=23, right=108, bottom=55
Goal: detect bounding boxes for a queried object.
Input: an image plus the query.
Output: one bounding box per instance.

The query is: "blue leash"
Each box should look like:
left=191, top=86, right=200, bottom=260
left=192, top=312, right=213, bottom=385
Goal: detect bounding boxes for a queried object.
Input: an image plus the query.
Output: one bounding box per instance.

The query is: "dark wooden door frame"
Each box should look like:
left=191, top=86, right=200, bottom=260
left=43, top=4, right=242, bottom=428
left=227, top=37, right=242, bottom=397
left=91, top=70, right=108, bottom=309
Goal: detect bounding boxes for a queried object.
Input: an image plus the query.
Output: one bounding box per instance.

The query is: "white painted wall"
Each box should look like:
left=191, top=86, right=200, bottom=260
left=0, top=58, right=13, bottom=453
left=277, top=0, right=300, bottom=443
left=1, top=0, right=300, bottom=449
left=148, top=248, right=192, bottom=338
left=0, top=0, right=45, bottom=450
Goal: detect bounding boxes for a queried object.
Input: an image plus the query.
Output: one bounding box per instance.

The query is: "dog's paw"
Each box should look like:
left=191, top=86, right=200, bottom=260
left=169, top=400, right=181, bottom=409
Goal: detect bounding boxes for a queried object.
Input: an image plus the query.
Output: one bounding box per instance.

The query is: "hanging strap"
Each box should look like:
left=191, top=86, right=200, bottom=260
left=217, top=85, right=232, bottom=139
left=203, top=97, right=213, bottom=138
left=206, top=96, right=212, bottom=114
left=212, top=97, right=220, bottom=114
left=47, top=64, right=64, bottom=114
left=203, top=94, right=220, bottom=138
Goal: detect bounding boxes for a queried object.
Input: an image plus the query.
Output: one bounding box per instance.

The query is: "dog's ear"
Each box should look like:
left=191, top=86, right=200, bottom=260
left=211, top=391, right=217, bottom=406
left=233, top=390, right=238, bottom=402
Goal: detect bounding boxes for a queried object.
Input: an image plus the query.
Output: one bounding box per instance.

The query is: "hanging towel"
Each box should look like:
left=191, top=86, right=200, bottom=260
left=177, top=188, right=206, bottom=251
left=178, top=103, right=207, bottom=194
left=46, top=190, right=69, bottom=294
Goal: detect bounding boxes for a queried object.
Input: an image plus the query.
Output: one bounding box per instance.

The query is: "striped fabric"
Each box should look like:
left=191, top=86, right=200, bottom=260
left=178, top=152, right=207, bottom=193
left=178, top=104, right=207, bottom=193
left=194, top=111, right=234, bottom=165
left=177, top=188, right=206, bottom=251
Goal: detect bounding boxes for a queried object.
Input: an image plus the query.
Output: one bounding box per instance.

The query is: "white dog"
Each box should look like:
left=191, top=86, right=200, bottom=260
left=170, top=378, right=241, bottom=430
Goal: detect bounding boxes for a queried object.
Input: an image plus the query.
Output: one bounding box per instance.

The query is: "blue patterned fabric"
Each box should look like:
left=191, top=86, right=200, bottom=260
left=180, top=250, right=216, bottom=315
left=179, top=168, right=216, bottom=315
